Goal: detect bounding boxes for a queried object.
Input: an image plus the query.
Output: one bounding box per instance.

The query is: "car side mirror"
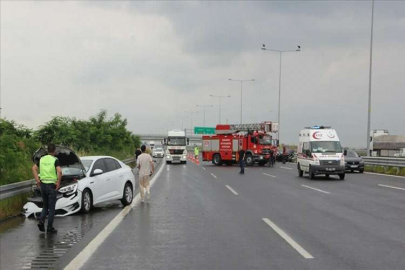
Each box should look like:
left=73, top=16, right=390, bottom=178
left=92, top=169, right=103, bottom=176
left=306, top=150, right=311, bottom=157
left=187, top=138, right=190, bottom=145
left=344, top=150, right=347, bottom=156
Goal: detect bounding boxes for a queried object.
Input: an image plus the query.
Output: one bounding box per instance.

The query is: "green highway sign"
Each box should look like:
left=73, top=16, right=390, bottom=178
left=194, top=127, right=216, bottom=134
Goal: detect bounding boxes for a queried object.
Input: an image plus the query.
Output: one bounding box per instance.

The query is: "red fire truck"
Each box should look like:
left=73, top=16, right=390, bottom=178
left=202, top=122, right=278, bottom=166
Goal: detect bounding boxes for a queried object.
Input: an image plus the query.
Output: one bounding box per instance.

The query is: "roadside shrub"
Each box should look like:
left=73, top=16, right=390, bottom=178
left=0, top=111, right=141, bottom=185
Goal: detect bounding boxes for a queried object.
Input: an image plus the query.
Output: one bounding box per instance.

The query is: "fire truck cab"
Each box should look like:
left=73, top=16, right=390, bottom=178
left=202, top=122, right=278, bottom=166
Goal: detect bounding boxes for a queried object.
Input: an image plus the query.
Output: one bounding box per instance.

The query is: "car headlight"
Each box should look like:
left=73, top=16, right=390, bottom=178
left=340, top=156, right=345, bottom=166
left=59, top=183, right=78, bottom=195
left=312, top=155, right=320, bottom=165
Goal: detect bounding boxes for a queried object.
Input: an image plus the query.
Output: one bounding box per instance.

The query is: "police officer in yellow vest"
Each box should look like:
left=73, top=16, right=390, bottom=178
left=194, top=146, right=199, bottom=159
left=32, top=143, right=62, bottom=233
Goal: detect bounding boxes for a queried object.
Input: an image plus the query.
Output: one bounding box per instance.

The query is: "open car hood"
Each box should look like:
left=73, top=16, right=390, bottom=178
left=33, top=145, right=86, bottom=171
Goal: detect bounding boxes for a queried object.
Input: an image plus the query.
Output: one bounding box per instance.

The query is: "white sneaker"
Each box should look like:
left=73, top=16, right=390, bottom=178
left=141, top=198, right=145, bottom=203
left=146, top=191, right=150, bottom=201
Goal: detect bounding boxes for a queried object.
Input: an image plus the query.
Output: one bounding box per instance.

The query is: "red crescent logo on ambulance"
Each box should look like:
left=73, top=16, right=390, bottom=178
left=312, top=132, right=322, bottom=139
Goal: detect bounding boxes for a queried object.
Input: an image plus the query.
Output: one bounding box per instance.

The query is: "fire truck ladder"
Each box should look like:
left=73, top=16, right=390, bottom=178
left=216, top=122, right=274, bottom=134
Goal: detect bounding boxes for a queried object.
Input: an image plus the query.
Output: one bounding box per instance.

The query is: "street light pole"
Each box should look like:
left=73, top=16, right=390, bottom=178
left=261, top=44, right=301, bottom=144
left=185, top=111, right=199, bottom=133
left=210, top=94, right=231, bottom=124
left=228, top=79, right=255, bottom=124
left=366, top=0, right=375, bottom=157
left=196, top=105, right=213, bottom=127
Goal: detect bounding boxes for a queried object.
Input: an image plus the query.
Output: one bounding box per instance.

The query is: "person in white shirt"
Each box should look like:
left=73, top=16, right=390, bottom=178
left=137, top=145, right=154, bottom=203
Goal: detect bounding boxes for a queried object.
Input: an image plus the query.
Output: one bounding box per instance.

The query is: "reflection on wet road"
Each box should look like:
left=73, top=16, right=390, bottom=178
left=0, top=158, right=163, bottom=270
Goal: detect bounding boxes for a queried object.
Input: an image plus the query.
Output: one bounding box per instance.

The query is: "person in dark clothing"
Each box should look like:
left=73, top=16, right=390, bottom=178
left=135, top=148, right=142, bottom=163
left=269, top=149, right=274, bottom=167
left=32, top=143, right=62, bottom=233
left=238, top=149, right=246, bottom=174
left=282, top=145, right=287, bottom=164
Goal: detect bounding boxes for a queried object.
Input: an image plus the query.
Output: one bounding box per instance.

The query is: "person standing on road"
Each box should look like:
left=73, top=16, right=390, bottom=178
left=32, top=143, right=62, bottom=233
left=238, top=148, right=246, bottom=174
left=137, top=145, right=154, bottom=203
left=194, top=146, right=199, bottom=159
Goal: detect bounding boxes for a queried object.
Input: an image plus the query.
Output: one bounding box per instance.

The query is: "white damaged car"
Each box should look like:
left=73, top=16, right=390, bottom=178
left=23, top=146, right=135, bottom=218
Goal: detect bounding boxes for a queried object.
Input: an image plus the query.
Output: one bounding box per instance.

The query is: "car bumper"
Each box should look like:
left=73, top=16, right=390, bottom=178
left=23, top=191, right=82, bottom=218
left=311, top=165, right=345, bottom=175
left=345, top=164, right=364, bottom=170
left=166, top=155, right=187, bottom=162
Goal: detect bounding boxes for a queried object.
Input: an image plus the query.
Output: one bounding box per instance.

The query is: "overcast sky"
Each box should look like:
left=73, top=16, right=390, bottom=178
left=1, top=1, right=404, bottom=147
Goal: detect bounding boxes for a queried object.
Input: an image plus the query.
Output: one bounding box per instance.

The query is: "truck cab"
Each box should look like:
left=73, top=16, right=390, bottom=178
left=165, top=130, right=188, bottom=164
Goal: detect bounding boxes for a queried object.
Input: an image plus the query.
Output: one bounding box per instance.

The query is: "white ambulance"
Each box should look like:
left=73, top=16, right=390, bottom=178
left=297, top=126, right=345, bottom=180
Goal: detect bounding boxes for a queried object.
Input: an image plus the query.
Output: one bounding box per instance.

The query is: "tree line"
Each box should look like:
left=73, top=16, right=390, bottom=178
left=0, top=110, right=141, bottom=185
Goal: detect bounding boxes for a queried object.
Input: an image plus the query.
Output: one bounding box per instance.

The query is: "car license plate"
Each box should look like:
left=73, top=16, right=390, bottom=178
left=326, top=168, right=335, bottom=171
left=351, top=165, right=358, bottom=168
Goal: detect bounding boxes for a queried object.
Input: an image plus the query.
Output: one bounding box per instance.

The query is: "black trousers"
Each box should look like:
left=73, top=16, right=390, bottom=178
left=40, top=183, right=57, bottom=228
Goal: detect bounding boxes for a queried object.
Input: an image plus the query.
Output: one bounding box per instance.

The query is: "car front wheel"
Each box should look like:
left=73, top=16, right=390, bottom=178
left=81, top=189, right=92, bottom=213
left=121, top=183, right=133, bottom=206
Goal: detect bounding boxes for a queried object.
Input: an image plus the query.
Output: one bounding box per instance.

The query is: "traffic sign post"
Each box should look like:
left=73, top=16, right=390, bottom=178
left=194, top=127, right=216, bottom=134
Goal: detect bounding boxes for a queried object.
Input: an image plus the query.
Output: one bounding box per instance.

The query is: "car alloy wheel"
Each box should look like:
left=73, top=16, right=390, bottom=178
left=121, top=183, right=133, bottom=206
left=81, top=189, right=92, bottom=213
left=125, top=185, right=133, bottom=203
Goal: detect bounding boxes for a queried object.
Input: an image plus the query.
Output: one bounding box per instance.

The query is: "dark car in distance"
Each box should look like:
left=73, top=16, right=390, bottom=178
left=344, top=150, right=364, bottom=173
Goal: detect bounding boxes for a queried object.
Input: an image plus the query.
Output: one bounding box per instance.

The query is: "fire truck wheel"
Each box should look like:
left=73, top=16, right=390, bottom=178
left=245, top=154, right=254, bottom=166
left=298, top=164, right=304, bottom=177
left=213, top=154, right=222, bottom=166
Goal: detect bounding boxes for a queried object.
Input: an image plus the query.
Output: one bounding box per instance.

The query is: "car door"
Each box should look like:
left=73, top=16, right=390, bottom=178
left=301, top=142, right=311, bottom=172
left=89, top=158, right=110, bottom=204
left=103, top=158, right=124, bottom=200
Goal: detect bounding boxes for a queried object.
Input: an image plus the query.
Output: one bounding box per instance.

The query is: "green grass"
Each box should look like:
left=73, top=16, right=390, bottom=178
left=0, top=192, right=31, bottom=221
left=365, top=165, right=405, bottom=176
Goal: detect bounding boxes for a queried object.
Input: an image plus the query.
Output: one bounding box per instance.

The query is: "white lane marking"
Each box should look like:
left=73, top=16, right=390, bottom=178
left=211, top=173, right=218, bottom=179
left=365, top=172, right=405, bottom=179
left=378, top=184, right=405, bottom=191
left=301, top=185, right=330, bottom=194
left=202, top=167, right=207, bottom=171
left=262, top=218, right=314, bottom=259
left=225, top=185, right=238, bottom=195
left=280, top=166, right=292, bottom=170
left=64, top=160, right=166, bottom=270
left=263, top=173, right=276, bottom=178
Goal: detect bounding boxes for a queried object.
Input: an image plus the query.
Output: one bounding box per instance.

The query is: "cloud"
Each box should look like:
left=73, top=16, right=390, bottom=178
left=1, top=1, right=404, bottom=147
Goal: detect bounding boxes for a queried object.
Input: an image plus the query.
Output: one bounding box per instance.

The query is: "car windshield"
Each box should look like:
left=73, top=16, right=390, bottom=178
left=167, top=137, right=186, bottom=146
left=310, top=141, right=342, bottom=153
left=81, top=160, right=93, bottom=172
left=346, top=150, right=359, bottom=158
left=61, top=166, right=86, bottom=176
left=258, top=135, right=272, bottom=145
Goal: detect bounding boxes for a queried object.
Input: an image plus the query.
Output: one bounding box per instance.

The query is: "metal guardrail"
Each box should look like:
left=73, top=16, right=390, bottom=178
left=362, top=156, right=405, bottom=168
left=0, top=158, right=135, bottom=201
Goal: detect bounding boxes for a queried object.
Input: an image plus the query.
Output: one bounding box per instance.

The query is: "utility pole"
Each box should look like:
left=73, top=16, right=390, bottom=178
left=366, top=0, right=375, bottom=156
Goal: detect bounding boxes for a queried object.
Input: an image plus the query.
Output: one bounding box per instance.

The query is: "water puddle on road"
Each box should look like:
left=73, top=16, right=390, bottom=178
left=0, top=203, right=123, bottom=270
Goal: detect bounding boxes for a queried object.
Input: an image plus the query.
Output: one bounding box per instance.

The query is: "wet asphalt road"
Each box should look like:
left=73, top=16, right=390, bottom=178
left=69, top=160, right=405, bottom=270
left=1, top=158, right=405, bottom=270
left=0, top=158, right=163, bottom=270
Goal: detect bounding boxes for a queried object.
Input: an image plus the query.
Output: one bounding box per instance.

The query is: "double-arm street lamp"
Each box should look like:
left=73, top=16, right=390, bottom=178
left=228, top=79, right=255, bottom=124
left=261, top=44, right=301, bottom=143
left=210, top=94, right=231, bottom=124
left=196, top=105, right=213, bottom=127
